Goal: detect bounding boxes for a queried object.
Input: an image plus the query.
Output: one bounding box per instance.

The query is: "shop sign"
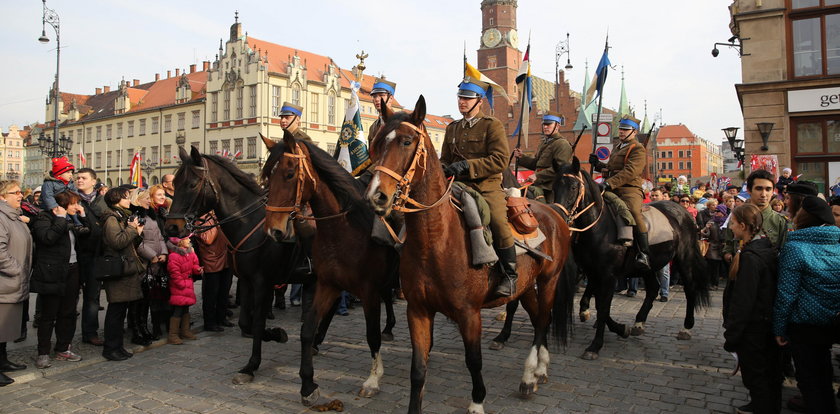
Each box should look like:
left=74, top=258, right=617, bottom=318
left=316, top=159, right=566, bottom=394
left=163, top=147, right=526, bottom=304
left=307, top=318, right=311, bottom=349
left=788, top=87, right=840, bottom=112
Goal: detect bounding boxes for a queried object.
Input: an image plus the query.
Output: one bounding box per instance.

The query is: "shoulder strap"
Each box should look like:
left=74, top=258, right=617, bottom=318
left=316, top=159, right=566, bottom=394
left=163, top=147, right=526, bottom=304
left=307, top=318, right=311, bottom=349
left=623, top=144, right=635, bottom=165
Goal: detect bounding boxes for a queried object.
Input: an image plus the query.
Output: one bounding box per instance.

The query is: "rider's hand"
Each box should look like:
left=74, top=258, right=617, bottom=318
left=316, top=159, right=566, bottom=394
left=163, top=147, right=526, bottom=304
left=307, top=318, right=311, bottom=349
left=512, top=148, right=523, bottom=159
left=588, top=153, right=600, bottom=166
left=443, top=160, right=469, bottom=178
left=598, top=181, right=609, bottom=192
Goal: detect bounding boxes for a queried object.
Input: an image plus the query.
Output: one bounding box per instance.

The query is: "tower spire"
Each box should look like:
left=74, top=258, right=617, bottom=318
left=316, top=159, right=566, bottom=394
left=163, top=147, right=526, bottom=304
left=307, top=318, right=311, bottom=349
left=618, top=65, right=629, bottom=117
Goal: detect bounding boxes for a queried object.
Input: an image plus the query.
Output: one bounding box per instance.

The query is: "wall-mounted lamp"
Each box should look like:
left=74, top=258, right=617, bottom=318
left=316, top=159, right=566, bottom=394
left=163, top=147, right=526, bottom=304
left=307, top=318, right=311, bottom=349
left=756, top=122, right=774, bottom=151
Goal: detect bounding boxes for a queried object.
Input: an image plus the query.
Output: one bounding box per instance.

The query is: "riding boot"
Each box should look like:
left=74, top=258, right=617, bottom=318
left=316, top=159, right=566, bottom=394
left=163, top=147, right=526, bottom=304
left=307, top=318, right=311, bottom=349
left=635, top=231, right=651, bottom=271
left=493, top=246, right=518, bottom=297
left=179, top=314, right=197, bottom=341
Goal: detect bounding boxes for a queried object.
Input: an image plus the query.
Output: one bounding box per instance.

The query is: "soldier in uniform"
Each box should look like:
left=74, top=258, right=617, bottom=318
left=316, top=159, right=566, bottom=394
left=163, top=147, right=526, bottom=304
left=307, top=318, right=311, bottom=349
left=441, top=77, right=517, bottom=297
left=368, top=77, right=396, bottom=144
left=278, top=102, right=311, bottom=142
left=513, top=111, right=573, bottom=203
left=589, top=117, right=651, bottom=269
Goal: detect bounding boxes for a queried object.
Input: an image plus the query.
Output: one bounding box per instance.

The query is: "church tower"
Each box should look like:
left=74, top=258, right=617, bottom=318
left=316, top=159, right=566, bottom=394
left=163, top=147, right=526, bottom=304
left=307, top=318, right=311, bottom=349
left=477, top=0, right=521, bottom=104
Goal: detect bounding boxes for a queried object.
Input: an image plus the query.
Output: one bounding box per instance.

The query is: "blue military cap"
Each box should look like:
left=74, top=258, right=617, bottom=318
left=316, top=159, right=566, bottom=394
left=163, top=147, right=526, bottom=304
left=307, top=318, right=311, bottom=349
left=618, top=117, right=640, bottom=130
left=542, top=111, right=563, bottom=125
left=279, top=102, right=303, bottom=117
left=457, top=76, right=493, bottom=108
left=371, top=78, right=396, bottom=96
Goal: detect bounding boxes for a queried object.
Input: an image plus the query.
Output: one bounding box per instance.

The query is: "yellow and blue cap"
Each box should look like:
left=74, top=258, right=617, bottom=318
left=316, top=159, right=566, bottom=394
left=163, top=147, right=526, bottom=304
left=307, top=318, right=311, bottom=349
left=457, top=76, right=493, bottom=108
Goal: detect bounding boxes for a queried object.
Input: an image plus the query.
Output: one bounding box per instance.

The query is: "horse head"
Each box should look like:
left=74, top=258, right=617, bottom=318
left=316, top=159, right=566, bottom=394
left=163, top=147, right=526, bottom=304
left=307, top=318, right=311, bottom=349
left=551, top=156, right=600, bottom=226
left=260, top=129, right=316, bottom=241
left=165, top=145, right=218, bottom=237
left=365, top=95, right=430, bottom=216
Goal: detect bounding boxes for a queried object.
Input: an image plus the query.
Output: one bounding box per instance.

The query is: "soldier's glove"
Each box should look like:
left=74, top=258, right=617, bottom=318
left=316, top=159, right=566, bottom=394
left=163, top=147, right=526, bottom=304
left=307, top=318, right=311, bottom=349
left=588, top=154, right=606, bottom=170
left=443, top=160, right=469, bottom=178
left=598, top=181, right=609, bottom=192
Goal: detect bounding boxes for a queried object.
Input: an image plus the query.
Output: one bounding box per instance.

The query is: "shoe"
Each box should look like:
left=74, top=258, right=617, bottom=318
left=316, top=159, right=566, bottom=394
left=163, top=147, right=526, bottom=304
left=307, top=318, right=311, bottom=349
left=54, top=348, right=82, bottom=362
left=625, top=291, right=636, bottom=298
left=102, top=350, right=129, bottom=361
left=290, top=299, right=301, bottom=307
left=338, top=310, right=349, bottom=316
left=634, top=231, right=651, bottom=271
left=35, top=355, right=51, bottom=369
left=205, top=326, right=224, bottom=332
left=0, top=372, right=12, bottom=386
left=13, top=330, right=26, bottom=343
left=118, top=348, right=133, bottom=358
left=83, top=336, right=105, bottom=346
left=219, top=319, right=235, bottom=327
left=735, top=402, right=754, bottom=414
left=659, top=296, right=668, bottom=302
left=786, top=395, right=807, bottom=413
left=0, top=359, right=26, bottom=371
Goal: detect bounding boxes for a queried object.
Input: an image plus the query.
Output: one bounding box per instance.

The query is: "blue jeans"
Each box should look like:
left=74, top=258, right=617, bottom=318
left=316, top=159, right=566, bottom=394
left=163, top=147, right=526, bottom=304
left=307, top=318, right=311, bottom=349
left=657, top=264, right=670, bottom=298
left=78, top=257, right=101, bottom=340
left=627, top=278, right=638, bottom=294
left=336, top=291, right=349, bottom=315
left=290, top=284, right=302, bottom=303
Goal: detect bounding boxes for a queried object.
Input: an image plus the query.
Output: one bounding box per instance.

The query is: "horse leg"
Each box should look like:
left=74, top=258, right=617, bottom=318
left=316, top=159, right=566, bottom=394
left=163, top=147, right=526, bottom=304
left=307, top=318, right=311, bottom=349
left=579, top=281, right=593, bottom=322
left=678, top=261, right=696, bottom=340
left=300, top=284, right=341, bottom=406
left=380, top=287, right=396, bottom=342
left=631, top=272, right=658, bottom=336
left=458, top=310, right=487, bottom=414
left=582, top=279, right=618, bottom=360
left=312, top=297, right=339, bottom=356
left=233, top=278, right=271, bottom=384
left=517, top=290, right=547, bottom=395
left=490, top=299, right=519, bottom=350
left=359, top=294, right=384, bottom=398
left=406, top=306, right=435, bottom=414
left=237, top=278, right=253, bottom=336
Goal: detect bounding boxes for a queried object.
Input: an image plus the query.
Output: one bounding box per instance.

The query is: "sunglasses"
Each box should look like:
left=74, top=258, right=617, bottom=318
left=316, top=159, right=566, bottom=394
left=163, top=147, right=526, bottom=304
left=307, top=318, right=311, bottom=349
left=680, top=199, right=691, bottom=203
left=5, top=190, right=22, bottom=196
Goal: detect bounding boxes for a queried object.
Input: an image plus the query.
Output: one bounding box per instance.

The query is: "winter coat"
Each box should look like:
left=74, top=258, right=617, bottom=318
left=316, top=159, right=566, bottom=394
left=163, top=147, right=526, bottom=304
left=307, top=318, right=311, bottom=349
left=30, top=210, right=90, bottom=295
left=773, top=225, right=840, bottom=338
left=0, top=201, right=32, bottom=304
left=137, top=207, right=168, bottom=262
left=700, top=219, right=723, bottom=261
left=166, top=242, right=200, bottom=306
left=722, top=237, right=778, bottom=352
left=75, top=191, right=104, bottom=261
left=100, top=207, right=145, bottom=303
left=40, top=176, right=76, bottom=210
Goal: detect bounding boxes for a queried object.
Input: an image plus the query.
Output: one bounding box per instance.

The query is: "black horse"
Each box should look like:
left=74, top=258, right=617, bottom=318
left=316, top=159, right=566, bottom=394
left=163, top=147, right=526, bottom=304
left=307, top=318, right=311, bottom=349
left=551, top=157, right=710, bottom=359
left=166, top=146, right=306, bottom=384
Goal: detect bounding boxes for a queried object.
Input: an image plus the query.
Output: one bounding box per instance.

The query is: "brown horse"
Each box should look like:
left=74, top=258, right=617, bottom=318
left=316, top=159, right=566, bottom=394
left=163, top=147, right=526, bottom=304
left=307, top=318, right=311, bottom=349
left=261, top=131, right=399, bottom=406
left=365, top=96, right=573, bottom=414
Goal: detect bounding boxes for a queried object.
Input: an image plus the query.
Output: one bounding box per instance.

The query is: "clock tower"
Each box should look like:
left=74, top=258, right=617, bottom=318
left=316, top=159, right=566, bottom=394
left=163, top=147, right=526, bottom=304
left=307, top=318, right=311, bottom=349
left=477, top=0, right=521, bottom=105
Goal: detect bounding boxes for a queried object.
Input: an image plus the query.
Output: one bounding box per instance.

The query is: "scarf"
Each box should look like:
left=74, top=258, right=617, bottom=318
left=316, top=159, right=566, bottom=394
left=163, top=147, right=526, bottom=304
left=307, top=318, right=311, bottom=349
left=78, top=190, right=96, bottom=204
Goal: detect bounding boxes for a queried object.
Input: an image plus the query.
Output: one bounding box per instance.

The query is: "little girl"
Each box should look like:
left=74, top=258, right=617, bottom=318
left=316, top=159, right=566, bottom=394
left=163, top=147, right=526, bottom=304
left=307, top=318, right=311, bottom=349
left=722, top=203, right=782, bottom=414
left=166, top=236, right=202, bottom=345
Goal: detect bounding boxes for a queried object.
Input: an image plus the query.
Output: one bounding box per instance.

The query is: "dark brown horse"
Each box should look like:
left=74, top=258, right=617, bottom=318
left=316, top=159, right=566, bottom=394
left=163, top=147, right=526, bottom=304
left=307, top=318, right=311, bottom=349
left=365, top=96, right=573, bottom=414
left=261, top=131, right=399, bottom=406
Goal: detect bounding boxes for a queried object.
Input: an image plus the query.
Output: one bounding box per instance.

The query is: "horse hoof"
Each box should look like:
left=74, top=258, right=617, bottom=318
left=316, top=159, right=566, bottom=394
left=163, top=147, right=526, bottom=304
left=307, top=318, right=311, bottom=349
left=536, top=374, right=548, bottom=384
left=495, top=311, right=507, bottom=321
left=232, top=373, right=254, bottom=385
left=677, top=330, right=692, bottom=340
left=630, top=326, right=645, bottom=336
left=489, top=341, right=505, bottom=351
left=301, top=388, right=320, bottom=406
left=381, top=332, right=394, bottom=342
left=580, top=351, right=599, bottom=360
left=579, top=311, right=591, bottom=322
left=519, top=381, right=537, bottom=396
left=358, top=386, right=380, bottom=398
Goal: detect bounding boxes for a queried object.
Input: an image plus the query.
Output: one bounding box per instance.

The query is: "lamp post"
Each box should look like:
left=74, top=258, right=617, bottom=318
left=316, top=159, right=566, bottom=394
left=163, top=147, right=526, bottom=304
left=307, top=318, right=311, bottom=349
left=722, top=127, right=746, bottom=175
left=38, top=132, right=72, bottom=159
left=140, top=159, right=158, bottom=187
left=39, top=0, right=61, bottom=158
left=756, top=122, right=774, bottom=151
left=554, top=33, right=572, bottom=113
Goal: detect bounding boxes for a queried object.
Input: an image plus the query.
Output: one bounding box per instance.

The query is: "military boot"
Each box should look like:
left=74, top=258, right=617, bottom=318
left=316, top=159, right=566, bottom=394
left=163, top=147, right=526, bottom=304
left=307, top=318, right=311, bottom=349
left=635, top=231, right=651, bottom=271
left=493, top=246, right=518, bottom=297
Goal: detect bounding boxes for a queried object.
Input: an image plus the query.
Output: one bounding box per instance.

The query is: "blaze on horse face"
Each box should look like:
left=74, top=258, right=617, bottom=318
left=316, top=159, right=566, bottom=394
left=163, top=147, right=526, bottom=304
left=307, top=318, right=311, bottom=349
left=366, top=95, right=427, bottom=217
left=260, top=130, right=314, bottom=241
left=165, top=145, right=212, bottom=237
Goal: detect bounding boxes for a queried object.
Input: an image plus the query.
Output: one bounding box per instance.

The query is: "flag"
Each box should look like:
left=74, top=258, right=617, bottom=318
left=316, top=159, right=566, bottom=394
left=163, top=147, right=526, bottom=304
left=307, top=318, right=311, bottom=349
left=78, top=152, right=87, bottom=167
left=128, top=152, right=142, bottom=187
left=464, top=61, right=512, bottom=105
left=585, top=48, right=611, bottom=106
left=233, top=150, right=242, bottom=159
left=336, top=80, right=370, bottom=176
left=512, top=43, right=532, bottom=148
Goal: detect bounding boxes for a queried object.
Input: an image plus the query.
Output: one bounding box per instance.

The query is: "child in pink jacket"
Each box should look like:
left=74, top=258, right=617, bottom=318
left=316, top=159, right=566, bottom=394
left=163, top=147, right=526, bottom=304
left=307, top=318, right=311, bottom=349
left=166, top=236, right=202, bottom=345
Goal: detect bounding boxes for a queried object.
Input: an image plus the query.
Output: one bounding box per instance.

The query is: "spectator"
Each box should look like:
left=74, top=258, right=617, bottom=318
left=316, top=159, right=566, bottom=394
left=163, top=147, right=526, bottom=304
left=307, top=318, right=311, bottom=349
left=776, top=168, right=794, bottom=199
left=679, top=195, right=698, bottom=219
left=829, top=196, right=840, bottom=227
left=723, top=203, right=782, bottom=414
left=648, top=187, right=670, bottom=301
left=195, top=212, right=234, bottom=332
left=674, top=176, right=690, bottom=197
left=696, top=198, right=718, bottom=229
left=129, top=189, right=165, bottom=345
left=161, top=174, right=175, bottom=201
left=701, top=204, right=728, bottom=290
left=166, top=236, right=201, bottom=345
left=784, top=181, right=818, bottom=219
left=724, top=170, right=790, bottom=265
left=770, top=199, right=789, bottom=220
left=143, top=185, right=172, bottom=339
left=30, top=190, right=89, bottom=368
left=723, top=194, right=736, bottom=214
left=773, top=196, right=840, bottom=414
left=74, top=168, right=106, bottom=346
left=726, top=184, right=742, bottom=198
left=0, top=180, right=33, bottom=386
left=20, top=186, right=41, bottom=223
left=40, top=157, right=81, bottom=226
left=100, top=186, right=146, bottom=361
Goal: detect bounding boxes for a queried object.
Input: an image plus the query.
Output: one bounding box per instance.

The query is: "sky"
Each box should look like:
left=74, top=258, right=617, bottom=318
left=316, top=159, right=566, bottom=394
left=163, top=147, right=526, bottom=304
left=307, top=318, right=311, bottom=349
left=0, top=0, right=743, bottom=145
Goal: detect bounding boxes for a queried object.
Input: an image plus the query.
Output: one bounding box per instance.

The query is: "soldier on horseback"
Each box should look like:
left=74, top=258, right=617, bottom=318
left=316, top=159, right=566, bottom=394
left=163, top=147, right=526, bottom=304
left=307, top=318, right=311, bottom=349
left=278, top=102, right=311, bottom=142
left=441, top=77, right=517, bottom=297
left=368, top=77, right=396, bottom=142
left=589, top=116, right=651, bottom=270
left=513, top=111, right=573, bottom=203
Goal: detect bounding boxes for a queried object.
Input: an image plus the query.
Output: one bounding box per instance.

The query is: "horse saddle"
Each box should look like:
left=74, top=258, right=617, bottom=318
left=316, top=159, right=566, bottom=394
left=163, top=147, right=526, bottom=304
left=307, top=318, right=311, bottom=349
left=640, top=205, right=675, bottom=246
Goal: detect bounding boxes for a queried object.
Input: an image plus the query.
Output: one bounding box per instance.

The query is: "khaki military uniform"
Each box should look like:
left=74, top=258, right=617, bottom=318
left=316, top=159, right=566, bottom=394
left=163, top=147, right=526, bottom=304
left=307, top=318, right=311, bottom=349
left=518, top=133, right=572, bottom=203
left=441, top=113, right=513, bottom=248
left=604, top=138, right=648, bottom=233
left=290, top=127, right=312, bottom=143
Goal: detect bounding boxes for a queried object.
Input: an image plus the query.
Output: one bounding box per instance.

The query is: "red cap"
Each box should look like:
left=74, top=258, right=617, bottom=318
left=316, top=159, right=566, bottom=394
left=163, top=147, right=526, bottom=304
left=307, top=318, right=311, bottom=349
left=51, top=157, right=75, bottom=177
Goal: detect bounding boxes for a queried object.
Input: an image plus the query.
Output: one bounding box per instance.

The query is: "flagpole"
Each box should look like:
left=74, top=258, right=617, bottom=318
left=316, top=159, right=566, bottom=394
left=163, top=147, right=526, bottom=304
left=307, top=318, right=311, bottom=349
left=591, top=35, right=609, bottom=176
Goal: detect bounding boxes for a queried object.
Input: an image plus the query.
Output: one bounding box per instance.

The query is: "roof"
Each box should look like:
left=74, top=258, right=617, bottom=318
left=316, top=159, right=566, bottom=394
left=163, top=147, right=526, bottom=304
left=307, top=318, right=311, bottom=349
left=657, top=124, right=696, bottom=139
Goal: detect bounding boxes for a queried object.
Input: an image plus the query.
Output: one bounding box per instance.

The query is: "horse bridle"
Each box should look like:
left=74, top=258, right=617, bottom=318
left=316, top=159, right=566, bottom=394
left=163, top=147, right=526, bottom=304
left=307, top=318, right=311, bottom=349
left=373, top=121, right=454, bottom=213
left=553, top=172, right=603, bottom=233
left=264, top=144, right=348, bottom=221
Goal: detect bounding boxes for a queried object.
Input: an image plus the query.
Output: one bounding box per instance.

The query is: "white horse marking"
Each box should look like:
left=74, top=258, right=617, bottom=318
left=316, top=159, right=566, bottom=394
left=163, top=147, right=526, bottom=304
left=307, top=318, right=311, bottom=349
left=467, top=402, right=485, bottom=414
left=521, top=345, right=539, bottom=385
left=361, top=352, right=384, bottom=394
left=385, top=130, right=397, bottom=143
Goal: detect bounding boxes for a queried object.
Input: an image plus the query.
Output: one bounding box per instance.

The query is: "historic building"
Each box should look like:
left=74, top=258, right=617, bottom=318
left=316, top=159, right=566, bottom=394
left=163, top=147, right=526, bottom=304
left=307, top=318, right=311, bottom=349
left=729, top=0, right=840, bottom=193
left=0, top=125, right=26, bottom=181
left=653, top=124, right=724, bottom=180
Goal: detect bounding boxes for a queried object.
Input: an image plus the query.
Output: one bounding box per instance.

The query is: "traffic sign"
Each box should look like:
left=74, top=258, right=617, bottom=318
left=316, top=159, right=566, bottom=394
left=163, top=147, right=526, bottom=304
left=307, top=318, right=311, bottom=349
left=597, top=122, right=611, bottom=136
left=596, top=146, right=611, bottom=160
left=591, top=113, right=613, bottom=123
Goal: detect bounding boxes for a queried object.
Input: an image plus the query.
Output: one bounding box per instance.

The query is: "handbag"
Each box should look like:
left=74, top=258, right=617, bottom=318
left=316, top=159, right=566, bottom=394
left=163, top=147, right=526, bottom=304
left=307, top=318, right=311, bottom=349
left=698, top=240, right=710, bottom=257
left=95, top=255, right=127, bottom=281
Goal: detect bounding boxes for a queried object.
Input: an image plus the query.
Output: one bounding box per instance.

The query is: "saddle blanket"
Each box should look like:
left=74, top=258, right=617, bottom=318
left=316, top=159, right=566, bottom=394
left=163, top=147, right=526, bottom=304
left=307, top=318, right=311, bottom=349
left=641, top=205, right=675, bottom=246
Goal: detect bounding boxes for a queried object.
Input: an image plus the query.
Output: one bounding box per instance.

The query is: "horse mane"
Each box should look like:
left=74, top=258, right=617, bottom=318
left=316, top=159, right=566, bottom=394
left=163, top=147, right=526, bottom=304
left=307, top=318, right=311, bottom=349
left=262, top=140, right=373, bottom=232
left=202, top=154, right=265, bottom=195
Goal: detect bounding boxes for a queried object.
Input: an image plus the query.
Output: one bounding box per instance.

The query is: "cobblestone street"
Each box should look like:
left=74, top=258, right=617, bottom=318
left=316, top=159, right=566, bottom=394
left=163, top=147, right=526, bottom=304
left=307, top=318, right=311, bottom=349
left=1, top=284, right=823, bottom=413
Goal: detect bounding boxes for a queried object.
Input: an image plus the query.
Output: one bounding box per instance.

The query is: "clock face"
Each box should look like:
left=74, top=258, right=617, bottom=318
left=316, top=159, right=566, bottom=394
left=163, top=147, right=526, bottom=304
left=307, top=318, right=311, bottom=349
left=508, top=29, right=519, bottom=48
left=482, top=28, right=501, bottom=48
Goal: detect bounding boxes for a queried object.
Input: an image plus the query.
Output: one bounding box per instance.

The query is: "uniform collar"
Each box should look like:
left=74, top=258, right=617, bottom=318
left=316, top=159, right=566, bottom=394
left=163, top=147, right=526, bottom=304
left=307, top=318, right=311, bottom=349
left=461, top=112, right=484, bottom=128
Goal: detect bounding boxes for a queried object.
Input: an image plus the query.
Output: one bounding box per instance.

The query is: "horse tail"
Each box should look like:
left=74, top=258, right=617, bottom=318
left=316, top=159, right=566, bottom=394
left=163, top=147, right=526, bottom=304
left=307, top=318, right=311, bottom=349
left=687, top=238, right=711, bottom=309
left=551, top=250, right=578, bottom=347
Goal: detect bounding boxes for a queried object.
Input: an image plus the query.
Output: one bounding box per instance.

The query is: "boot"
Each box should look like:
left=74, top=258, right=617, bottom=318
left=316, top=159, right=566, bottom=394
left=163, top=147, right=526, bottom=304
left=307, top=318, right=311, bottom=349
left=137, top=302, right=154, bottom=342
left=167, top=317, right=183, bottom=345
left=0, top=372, right=11, bottom=386
left=150, top=311, right=163, bottom=341
left=179, top=314, right=197, bottom=341
left=0, top=343, right=25, bottom=372
left=635, top=231, right=651, bottom=271
left=130, top=302, right=151, bottom=346
left=493, top=246, right=518, bottom=297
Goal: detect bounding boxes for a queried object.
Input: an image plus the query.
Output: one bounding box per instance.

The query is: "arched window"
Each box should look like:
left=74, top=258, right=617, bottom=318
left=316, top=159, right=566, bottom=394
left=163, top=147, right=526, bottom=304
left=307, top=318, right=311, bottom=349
left=291, top=83, right=301, bottom=106
left=327, top=91, right=336, bottom=125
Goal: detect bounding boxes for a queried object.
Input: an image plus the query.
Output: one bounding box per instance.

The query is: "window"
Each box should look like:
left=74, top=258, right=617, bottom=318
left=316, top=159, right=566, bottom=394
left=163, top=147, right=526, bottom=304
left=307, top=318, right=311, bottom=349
left=96, top=126, right=102, bottom=141
left=327, top=91, right=336, bottom=125
left=209, top=140, right=218, bottom=154
left=211, top=92, right=218, bottom=122
left=487, top=55, right=497, bottom=68
left=667, top=151, right=673, bottom=158
left=68, top=131, right=74, bottom=144
left=291, top=84, right=301, bottom=106
left=151, top=146, right=159, bottom=164
left=679, top=161, right=684, bottom=169
left=327, top=143, right=336, bottom=154
left=687, top=150, right=692, bottom=157
left=790, top=6, right=840, bottom=77
left=192, top=110, right=200, bottom=128
left=106, top=125, right=112, bottom=140
left=128, top=121, right=134, bottom=137
left=224, top=89, right=231, bottom=120
left=95, top=152, right=101, bottom=169
left=116, top=150, right=121, bottom=168
left=678, top=150, right=684, bottom=158
left=107, top=151, right=112, bottom=168
left=222, top=139, right=230, bottom=153
left=668, top=162, right=673, bottom=169
left=77, top=128, right=83, bottom=142
left=234, top=138, right=243, bottom=158
left=177, top=112, right=185, bottom=130
left=687, top=161, right=692, bottom=169
left=236, top=87, right=243, bottom=119
left=272, top=86, right=281, bottom=116
left=249, top=85, right=257, bottom=117
left=151, top=117, right=159, bottom=134
left=310, top=92, right=319, bottom=123
left=247, top=137, right=256, bottom=159
left=116, top=123, right=123, bottom=138
left=164, top=115, right=172, bottom=132
left=139, top=119, right=146, bottom=135
left=164, top=145, right=172, bottom=163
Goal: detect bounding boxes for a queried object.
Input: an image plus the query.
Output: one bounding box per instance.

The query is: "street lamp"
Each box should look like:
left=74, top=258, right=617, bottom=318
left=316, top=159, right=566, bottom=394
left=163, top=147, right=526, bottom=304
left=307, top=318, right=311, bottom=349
left=140, top=159, right=158, bottom=186
left=756, top=122, right=774, bottom=151
left=554, top=33, right=572, bottom=112
left=38, top=132, right=72, bottom=158
left=722, top=127, right=739, bottom=151
left=39, top=0, right=61, bottom=158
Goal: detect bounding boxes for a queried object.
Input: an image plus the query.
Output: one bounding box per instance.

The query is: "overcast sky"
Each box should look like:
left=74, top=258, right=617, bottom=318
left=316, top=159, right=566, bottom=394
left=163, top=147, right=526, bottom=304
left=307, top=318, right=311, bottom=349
left=1, top=0, right=743, bottom=145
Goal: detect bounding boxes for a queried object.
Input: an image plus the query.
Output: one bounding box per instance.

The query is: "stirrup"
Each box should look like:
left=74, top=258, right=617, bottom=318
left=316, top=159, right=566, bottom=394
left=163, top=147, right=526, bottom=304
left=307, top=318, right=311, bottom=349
left=635, top=253, right=650, bottom=270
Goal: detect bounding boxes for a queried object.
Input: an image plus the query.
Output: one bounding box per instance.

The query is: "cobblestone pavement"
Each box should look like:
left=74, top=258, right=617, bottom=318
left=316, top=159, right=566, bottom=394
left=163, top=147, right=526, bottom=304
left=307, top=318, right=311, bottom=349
left=2, top=283, right=829, bottom=413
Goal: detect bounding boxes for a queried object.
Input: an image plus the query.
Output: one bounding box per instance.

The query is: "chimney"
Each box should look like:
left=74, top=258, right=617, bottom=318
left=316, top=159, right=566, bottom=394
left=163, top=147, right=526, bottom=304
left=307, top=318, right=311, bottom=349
left=189, top=64, right=196, bottom=73
left=167, top=70, right=171, bottom=78
left=175, top=68, right=180, bottom=77
left=202, top=61, right=210, bottom=71
left=95, top=87, right=102, bottom=95
left=155, top=73, right=160, bottom=81
left=103, top=86, right=111, bottom=93
left=133, top=79, right=140, bottom=87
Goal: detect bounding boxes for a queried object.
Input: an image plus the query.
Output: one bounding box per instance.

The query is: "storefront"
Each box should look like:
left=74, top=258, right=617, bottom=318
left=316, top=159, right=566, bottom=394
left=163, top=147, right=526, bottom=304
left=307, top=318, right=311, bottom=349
left=788, top=87, right=840, bottom=195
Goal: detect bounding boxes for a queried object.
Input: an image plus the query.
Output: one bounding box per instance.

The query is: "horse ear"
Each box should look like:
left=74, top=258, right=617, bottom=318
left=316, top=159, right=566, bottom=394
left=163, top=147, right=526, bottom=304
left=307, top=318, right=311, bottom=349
left=179, top=146, right=190, bottom=164
left=260, top=133, right=275, bottom=150
left=281, top=128, right=297, bottom=153
left=189, top=145, right=202, bottom=165
left=410, top=95, right=426, bottom=127
left=570, top=156, right=580, bottom=174
left=381, top=97, right=394, bottom=122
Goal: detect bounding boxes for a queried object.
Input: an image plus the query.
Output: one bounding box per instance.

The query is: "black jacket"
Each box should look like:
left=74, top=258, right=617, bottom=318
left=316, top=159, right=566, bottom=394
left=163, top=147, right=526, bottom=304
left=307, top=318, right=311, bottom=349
left=30, top=211, right=90, bottom=295
left=722, top=237, right=778, bottom=352
left=75, top=194, right=105, bottom=260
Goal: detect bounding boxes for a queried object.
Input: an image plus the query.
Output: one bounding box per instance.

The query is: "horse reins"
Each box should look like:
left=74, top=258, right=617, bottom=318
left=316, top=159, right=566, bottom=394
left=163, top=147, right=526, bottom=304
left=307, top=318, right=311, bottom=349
left=553, top=172, right=604, bottom=233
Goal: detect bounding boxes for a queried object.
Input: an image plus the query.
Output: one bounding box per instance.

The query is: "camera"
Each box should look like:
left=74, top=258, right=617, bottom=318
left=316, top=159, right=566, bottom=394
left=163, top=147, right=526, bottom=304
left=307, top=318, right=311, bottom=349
left=129, top=214, right=146, bottom=226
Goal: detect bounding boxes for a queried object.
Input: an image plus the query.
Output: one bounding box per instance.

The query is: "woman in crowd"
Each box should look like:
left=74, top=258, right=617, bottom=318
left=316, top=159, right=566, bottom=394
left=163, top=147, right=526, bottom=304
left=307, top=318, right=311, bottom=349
left=701, top=204, right=728, bottom=290
left=679, top=195, right=698, bottom=220
left=773, top=196, right=840, bottom=414
left=100, top=187, right=146, bottom=361
left=129, top=188, right=169, bottom=345
left=0, top=180, right=32, bottom=386
left=145, top=185, right=172, bottom=339
left=195, top=212, right=234, bottom=332
left=30, top=190, right=89, bottom=368
left=674, top=175, right=690, bottom=197
left=722, top=203, right=782, bottom=414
